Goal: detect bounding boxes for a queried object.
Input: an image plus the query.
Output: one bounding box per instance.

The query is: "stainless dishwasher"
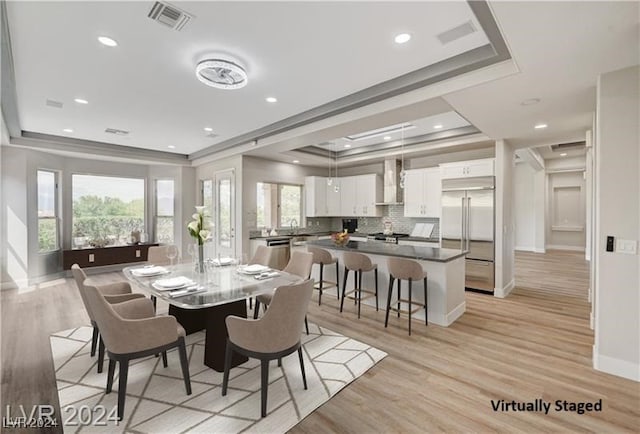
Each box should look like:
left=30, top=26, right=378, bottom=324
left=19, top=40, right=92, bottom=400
left=266, top=238, right=290, bottom=270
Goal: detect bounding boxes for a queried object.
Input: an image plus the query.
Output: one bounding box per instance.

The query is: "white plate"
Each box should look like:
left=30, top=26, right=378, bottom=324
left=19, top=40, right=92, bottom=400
left=152, top=276, right=194, bottom=291
left=239, top=264, right=269, bottom=275
left=131, top=266, right=169, bottom=277
left=212, top=257, right=235, bottom=266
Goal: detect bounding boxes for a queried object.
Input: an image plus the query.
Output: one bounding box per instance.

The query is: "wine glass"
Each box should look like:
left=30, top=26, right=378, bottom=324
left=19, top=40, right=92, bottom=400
left=166, top=245, right=179, bottom=268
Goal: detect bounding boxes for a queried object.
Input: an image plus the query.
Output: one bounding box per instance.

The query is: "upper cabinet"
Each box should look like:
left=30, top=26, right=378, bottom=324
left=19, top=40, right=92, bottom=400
left=305, top=174, right=382, bottom=217
left=403, top=168, right=441, bottom=218
left=440, top=158, right=495, bottom=179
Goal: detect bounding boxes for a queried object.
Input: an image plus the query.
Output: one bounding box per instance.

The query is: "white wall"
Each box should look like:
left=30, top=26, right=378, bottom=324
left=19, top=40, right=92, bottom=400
left=494, top=139, right=515, bottom=297
left=513, top=162, right=536, bottom=250
left=594, top=65, right=639, bottom=381
left=546, top=171, right=586, bottom=251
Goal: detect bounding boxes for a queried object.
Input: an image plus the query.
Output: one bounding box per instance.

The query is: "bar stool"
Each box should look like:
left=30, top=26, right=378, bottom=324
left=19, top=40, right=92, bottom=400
left=340, top=252, right=378, bottom=319
left=385, top=257, right=428, bottom=335
left=307, top=246, right=340, bottom=305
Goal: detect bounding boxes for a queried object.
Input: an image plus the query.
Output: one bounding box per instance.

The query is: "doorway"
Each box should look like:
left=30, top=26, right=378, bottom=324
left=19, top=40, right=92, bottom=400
left=213, top=169, right=235, bottom=258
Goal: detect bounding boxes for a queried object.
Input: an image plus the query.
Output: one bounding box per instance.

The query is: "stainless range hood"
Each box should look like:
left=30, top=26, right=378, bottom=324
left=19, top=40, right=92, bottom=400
left=376, top=159, right=404, bottom=205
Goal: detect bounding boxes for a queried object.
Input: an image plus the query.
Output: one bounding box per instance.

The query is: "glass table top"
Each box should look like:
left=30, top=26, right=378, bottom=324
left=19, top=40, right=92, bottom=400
left=122, top=263, right=302, bottom=309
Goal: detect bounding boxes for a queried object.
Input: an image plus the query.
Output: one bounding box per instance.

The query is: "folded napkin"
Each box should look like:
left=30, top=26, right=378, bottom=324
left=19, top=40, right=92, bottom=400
left=131, top=265, right=168, bottom=276
left=242, top=264, right=269, bottom=273
left=168, top=287, right=206, bottom=298
left=254, top=271, right=280, bottom=280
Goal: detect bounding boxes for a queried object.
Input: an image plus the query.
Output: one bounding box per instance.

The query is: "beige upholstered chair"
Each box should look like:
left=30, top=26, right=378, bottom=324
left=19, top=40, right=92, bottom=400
left=250, top=245, right=272, bottom=266
left=222, top=279, right=314, bottom=418
left=385, top=257, right=428, bottom=335
left=307, top=246, right=339, bottom=305
left=83, top=284, right=192, bottom=421
left=340, top=251, right=379, bottom=319
left=71, top=264, right=144, bottom=371
left=147, top=245, right=177, bottom=266
left=253, top=251, right=314, bottom=334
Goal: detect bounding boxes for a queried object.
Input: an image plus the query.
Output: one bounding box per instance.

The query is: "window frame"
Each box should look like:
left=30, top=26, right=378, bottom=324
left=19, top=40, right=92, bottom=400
left=255, top=181, right=303, bottom=229
left=37, top=169, right=60, bottom=253
left=154, top=178, right=175, bottom=244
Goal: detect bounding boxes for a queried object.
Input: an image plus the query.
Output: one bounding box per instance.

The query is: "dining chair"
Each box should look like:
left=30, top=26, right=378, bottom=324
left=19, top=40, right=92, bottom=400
left=250, top=245, right=272, bottom=266
left=83, top=283, right=192, bottom=421
left=71, top=264, right=145, bottom=372
left=222, top=279, right=313, bottom=418
left=253, top=251, right=313, bottom=335
left=147, top=245, right=176, bottom=266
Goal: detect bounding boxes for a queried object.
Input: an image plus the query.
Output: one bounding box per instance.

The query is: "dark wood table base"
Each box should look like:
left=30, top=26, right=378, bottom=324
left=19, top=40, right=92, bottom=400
left=168, top=301, right=249, bottom=372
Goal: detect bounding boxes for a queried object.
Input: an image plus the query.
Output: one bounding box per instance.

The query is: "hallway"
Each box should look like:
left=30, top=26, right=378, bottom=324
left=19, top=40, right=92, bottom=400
left=515, top=249, right=590, bottom=299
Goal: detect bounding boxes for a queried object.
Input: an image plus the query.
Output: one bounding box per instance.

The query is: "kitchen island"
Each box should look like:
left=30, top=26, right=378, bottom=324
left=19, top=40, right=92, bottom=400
left=307, top=239, right=467, bottom=326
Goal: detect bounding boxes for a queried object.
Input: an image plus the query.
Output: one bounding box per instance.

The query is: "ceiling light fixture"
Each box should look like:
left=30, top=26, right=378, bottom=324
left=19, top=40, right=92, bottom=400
left=293, top=160, right=300, bottom=164
left=344, top=144, right=351, bottom=148
left=521, top=98, right=541, bottom=106
left=383, top=136, right=391, bottom=141
left=63, top=128, right=73, bottom=133
left=534, top=123, right=548, bottom=129
left=265, top=97, right=277, bottom=103
left=394, top=33, right=411, bottom=44
left=560, top=152, right=567, bottom=157
left=196, top=59, right=248, bottom=90
left=74, top=98, right=89, bottom=104
left=97, top=36, right=118, bottom=47
left=204, top=127, right=213, bottom=132
left=168, top=145, right=176, bottom=149
left=433, top=124, right=443, bottom=129
left=399, top=125, right=406, bottom=189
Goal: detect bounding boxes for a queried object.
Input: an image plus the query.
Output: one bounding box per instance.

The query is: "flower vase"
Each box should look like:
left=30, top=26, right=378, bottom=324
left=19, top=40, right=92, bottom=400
left=196, top=243, right=205, bottom=274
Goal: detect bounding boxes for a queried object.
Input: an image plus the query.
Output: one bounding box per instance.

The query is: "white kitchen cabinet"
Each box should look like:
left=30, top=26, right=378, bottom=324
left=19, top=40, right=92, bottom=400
left=340, top=176, right=358, bottom=216
left=326, top=179, right=341, bottom=216
left=403, top=168, right=441, bottom=218
left=305, top=176, right=328, bottom=217
left=355, top=174, right=383, bottom=216
left=440, top=158, right=494, bottom=179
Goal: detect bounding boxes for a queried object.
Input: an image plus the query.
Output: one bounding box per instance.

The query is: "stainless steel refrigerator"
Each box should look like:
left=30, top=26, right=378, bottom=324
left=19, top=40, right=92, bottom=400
left=441, top=176, right=495, bottom=292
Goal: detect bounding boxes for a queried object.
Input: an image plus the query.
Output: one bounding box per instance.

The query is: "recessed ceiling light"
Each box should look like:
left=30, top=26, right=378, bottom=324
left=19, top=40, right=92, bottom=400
left=344, top=144, right=352, bottom=148
left=204, top=127, right=213, bottom=132
left=292, top=160, right=300, bottom=164
left=521, top=98, right=541, bottom=106
left=74, top=98, right=88, bottom=104
left=383, top=136, right=392, bottom=141
left=560, top=152, right=567, bottom=157
left=433, top=124, right=443, bottom=129
left=63, top=128, right=73, bottom=133
left=97, top=36, right=118, bottom=47
left=394, top=33, right=411, bottom=44
left=265, top=97, right=277, bottom=103
left=168, top=145, right=176, bottom=149
left=534, top=123, right=548, bottom=129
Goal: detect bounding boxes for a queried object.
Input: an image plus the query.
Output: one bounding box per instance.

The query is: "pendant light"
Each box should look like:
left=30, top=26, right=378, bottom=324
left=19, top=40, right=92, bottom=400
left=327, top=142, right=333, bottom=186
left=399, top=124, right=406, bottom=189
left=333, top=142, right=340, bottom=192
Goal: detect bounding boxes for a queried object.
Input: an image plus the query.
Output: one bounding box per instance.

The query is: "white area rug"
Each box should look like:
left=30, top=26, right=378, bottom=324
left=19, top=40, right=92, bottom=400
left=51, top=323, right=386, bottom=433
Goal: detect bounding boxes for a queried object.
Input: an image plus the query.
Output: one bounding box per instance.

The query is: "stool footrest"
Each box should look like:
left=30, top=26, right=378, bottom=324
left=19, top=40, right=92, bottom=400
left=314, top=280, right=337, bottom=290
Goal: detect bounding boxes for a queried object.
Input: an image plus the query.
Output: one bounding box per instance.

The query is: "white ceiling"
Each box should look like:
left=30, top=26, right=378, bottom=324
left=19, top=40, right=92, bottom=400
left=6, top=1, right=639, bottom=164
left=7, top=1, right=489, bottom=155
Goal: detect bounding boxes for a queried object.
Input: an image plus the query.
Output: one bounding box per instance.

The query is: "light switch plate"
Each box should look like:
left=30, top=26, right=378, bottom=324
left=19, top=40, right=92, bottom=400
left=615, top=239, right=637, bottom=255
left=136, top=250, right=141, bottom=258
left=88, top=253, right=95, bottom=263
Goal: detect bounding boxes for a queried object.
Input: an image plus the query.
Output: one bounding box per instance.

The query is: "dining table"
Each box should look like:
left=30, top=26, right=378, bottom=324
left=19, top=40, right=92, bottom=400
left=122, top=262, right=302, bottom=371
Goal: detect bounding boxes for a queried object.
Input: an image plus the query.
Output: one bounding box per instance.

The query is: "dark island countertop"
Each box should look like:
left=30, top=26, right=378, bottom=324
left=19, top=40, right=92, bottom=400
left=308, top=239, right=467, bottom=263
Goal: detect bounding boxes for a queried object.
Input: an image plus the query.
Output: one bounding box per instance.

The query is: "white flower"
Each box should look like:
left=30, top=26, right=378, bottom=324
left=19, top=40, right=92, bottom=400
left=199, top=230, right=211, bottom=240
left=195, top=206, right=206, bottom=214
left=187, top=221, right=199, bottom=232
left=192, top=213, right=199, bottom=220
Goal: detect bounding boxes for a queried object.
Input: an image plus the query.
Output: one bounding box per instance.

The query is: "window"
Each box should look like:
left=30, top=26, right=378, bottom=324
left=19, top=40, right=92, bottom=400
left=72, top=174, right=145, bottom=246
left=155, top=179, right=174, bottom=244
left=256, top=182, right=302, bottom=229
left=202, top=179, right=213, bottom=215
left=37, top=170, right=58, bottom=252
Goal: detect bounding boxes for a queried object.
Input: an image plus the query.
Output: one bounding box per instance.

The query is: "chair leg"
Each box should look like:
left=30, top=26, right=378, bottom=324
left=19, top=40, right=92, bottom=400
left=318, top=263, right=324, bottom=306
left=177, top=337, right=192, bottom=395
left=117, top=359, right=129, bottom=421
left=385, top=277, right=394, bottom=328
left=353, top=271, right=357, bottom=305
left=336, top=261, right=340, bottom=299
left=304, top=316, right=309, bottom=335
left=161, top=351, right=168, bottom=368
left=374, top=268, right=379, bottom=311
left=424, top=277, right=428, bottom=326
left=222, top=340, right=233, bottom=396
left=397, top=279, right=402, bottom=318
left=298, top=347, right=308, bottom=390
left=340, top=269, right=349, bottom=312
left=253, top=299, right=261, bottom=319
left=357, top=271, right=362, bottom=319
left=260, top=359, right=270, bottom=418
left=249, top=297, right=253, bottom=309
left=97, top=337, right=105, bottom=373
left=106, top=358, right=116, bottom=393
left=90, top=326, right=99, bottom=357
left=277, top=358, right=282, bottom=367
left=408, top=279, right=413, bottom=336
left=151, top=295, right=157, bottom=312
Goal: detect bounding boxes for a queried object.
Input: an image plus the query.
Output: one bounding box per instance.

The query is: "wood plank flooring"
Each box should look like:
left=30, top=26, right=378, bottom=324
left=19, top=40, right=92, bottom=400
left=2, top=252, right=639, bottom=433
left=515, top=249, right=590, bottom=298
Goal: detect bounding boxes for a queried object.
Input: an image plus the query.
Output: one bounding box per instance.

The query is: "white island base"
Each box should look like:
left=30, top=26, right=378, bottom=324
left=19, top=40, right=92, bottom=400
left=310, top=248, right=466, bottom=327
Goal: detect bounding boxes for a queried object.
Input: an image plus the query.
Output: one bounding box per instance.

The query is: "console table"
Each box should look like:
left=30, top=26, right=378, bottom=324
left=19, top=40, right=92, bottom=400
left=63, top=243, right=159, bottom=269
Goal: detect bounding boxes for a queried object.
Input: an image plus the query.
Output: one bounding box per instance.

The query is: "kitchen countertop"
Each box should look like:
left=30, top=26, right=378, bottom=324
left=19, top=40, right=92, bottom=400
left=402, top=236, right=441, bottom=243
left=249, top=231, right=332, bottom=240
left=308, top=239, right=467, bottom=263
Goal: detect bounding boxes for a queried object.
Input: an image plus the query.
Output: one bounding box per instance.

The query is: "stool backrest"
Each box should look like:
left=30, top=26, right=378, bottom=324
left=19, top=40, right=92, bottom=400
left=307, top=246, right=333, bottom=264
left=343, top=251, right=374, bottom=271
left=387, top=257, right=425, bottom=281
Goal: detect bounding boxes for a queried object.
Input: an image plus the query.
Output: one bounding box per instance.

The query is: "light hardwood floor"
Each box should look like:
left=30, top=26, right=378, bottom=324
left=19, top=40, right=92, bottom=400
left=2, top=252, right=638, bottom=433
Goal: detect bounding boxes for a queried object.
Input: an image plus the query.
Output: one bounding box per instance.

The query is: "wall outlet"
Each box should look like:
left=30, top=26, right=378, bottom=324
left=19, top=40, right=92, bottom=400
left=88, top=253, right=95, bottom=263
left=136, top=249, right=141, bottom=258
left=615, top=239, right=637, bottom=255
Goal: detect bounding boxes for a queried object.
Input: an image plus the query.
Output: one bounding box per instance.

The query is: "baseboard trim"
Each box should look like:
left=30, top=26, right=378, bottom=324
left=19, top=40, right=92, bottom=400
left=545, top=244, right=585, bottom=252
left=494, top=279, right=514, bottom=298
left=515, top=246, right=536, bottom=252
left=445, top=300, right=466, bottom=326
left=533, top=248, right=546, bottom=254
left=593, top=347, right=640, bottom=382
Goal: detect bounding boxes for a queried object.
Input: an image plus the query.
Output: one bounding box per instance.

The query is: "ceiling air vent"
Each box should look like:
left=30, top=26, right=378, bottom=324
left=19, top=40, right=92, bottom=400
left=105, top=128, right=130, bottom=136
left=46, top=99, right=63, bottom=108
left=436, top=20, right=477, bottom=45
left=148, top=1, right=192, bottom=31
left=550, top=141, right=586, bottom=152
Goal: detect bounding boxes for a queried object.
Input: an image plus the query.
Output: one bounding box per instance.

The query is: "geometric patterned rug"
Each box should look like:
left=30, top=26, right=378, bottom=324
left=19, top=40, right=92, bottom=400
left=51, top=323, right=386, bottom=433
